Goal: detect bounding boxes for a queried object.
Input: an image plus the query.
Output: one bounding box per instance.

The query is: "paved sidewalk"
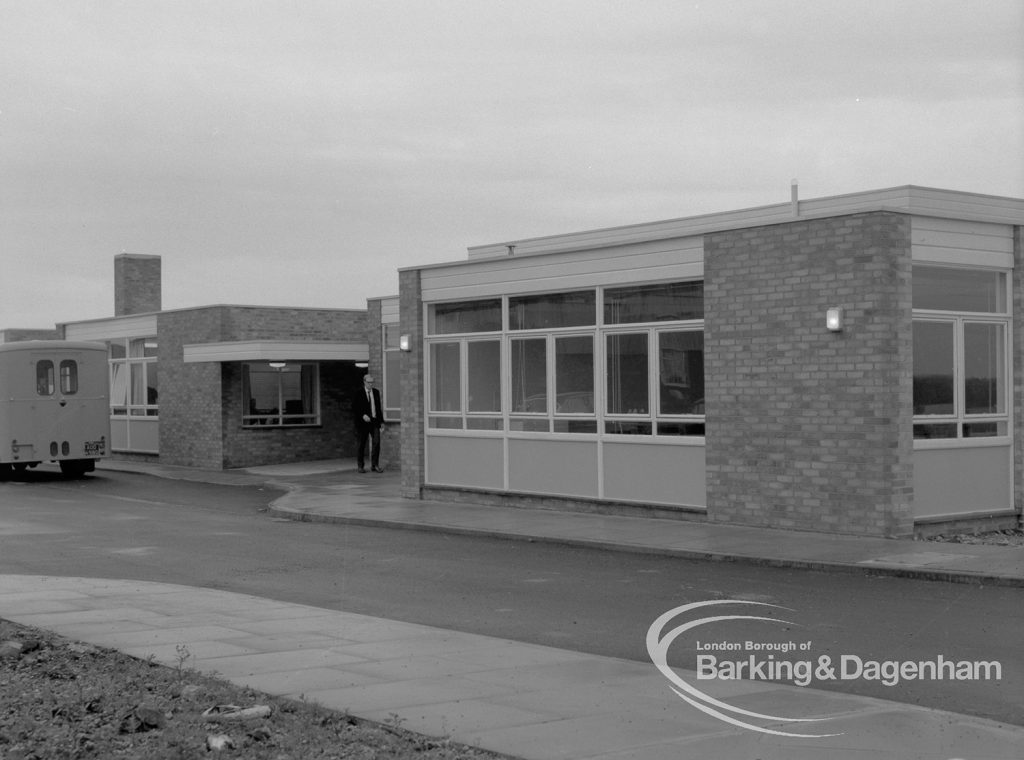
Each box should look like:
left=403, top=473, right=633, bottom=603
left=99, top=457, right=1024, bottom=587
left=2, top=574, right=1022, bottom=760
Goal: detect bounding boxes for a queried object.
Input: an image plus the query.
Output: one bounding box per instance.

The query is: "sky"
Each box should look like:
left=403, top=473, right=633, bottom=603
left=2, top=0, right=1022, bottom=329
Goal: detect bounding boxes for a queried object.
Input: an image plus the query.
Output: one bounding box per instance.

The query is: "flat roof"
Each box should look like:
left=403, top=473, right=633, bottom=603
left=397, top=185, right=1023, bottom=272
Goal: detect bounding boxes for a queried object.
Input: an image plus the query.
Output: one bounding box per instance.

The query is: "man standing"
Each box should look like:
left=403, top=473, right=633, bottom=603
left=354, top=374, right=385, bottom=473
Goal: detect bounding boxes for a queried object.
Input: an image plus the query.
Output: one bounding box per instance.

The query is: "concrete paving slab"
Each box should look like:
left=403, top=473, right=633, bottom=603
left=120, top=639, right=260, bottom=662
left=228, top=666, right=385, bottom=696
left=301, top=674, right=521, bottom=713
left=359, top=697, right=556, bottom=736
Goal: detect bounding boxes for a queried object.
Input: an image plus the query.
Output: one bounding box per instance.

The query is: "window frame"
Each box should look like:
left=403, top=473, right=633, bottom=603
left=912, top=264, right=1011, bottom=444
left=424, top=280, right=705, bottom=440
left=241, top=361, right=321, bottom=428
left=59, top=360, right=79, bottom=395
left=109, top=337, right=159, bottom=418
left=36, top=360, right=55, bottom=396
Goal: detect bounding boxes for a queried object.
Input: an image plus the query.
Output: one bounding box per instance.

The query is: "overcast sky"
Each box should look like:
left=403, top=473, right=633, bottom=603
left=2, top=0, right=1022, bottom=329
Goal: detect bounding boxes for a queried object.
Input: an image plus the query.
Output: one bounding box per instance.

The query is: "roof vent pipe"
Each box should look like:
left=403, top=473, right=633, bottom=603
left=791, top=179, right=799, bottom=217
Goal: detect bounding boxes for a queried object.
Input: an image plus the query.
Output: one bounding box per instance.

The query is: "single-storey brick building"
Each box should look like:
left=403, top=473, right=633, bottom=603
left=388, top=185, right=1024, bottom=537
left=57, top=254, right=370, bottom=469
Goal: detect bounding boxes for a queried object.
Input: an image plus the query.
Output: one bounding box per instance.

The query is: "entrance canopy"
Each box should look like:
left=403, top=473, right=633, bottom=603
left=183, top=340, right=368, bottom=363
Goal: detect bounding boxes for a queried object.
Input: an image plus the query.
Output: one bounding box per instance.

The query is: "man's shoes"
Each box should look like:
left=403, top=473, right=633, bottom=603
left=372, top=466, right=384, bottom=473
left=357, top=467, right=366, bottom=473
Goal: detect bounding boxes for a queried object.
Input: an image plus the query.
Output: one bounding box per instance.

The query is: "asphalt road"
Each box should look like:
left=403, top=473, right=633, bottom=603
left=1, top=467, right=1021, bottom=727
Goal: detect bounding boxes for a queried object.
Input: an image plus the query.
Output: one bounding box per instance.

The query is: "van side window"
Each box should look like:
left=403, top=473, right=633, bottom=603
left=60, top=360, right=79, bottom=394
left=36, top=360, right=55, bottom=395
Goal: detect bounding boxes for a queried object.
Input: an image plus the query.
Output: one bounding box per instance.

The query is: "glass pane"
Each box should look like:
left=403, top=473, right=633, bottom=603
left=146, top=362, right=159, bottom=405
left=555, top=335, right=594, bottom=414
left=553, top=419, right=597, bottom=433
left=658, top=422, right=706, bottom=436
left=108, top=341, right=126, bottom=360
left=659, top=331, right=704, bottom=415
left=110, top=363, right=129, bottom=405
left=914, top=423, right=957, bottom=439
left=429, top=416, right=463, bottom=429
left=963, top=421, right=1006, bottom=438
left=143, top=340, right=158, bottom=358
left=511, top=338, right=547, bottom=413
left=606, top=333, right=648, bottom=414
left=467, top=340, right=501, bottom=412
left=604, top=281, right=703, bottom=324
left=280, top=369, right=304, bottom=419
left=964, top=323, right=1005, bottom=415
left=429, top=342, right=461, bottom=412
left=913, top=321, right=954, bottom=415
left=913, top=267, right=1006, bottom=313
left=604, top=420, right=652, bottom=435
left=246, top=365, right=280, bottom=417
left=130, top=364, right=146, bottom=405
left=129, top=338, right=147, bottom=358
left=467, top=417, right=504, bottom=430
left=383, top=324, right=401, bottom=349
left=36, top=360, right=54, bottom=395
left=59, top=360, right=78, bottom=394
left=429, top=299, right=502, bottom=334
left=510, top=417, right=550, bottom=432
left=509, top=291, right=595, bottom=330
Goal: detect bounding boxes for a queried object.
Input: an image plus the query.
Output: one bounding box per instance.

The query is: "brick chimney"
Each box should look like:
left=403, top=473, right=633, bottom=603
left=114, top=254, right=162, bottom=316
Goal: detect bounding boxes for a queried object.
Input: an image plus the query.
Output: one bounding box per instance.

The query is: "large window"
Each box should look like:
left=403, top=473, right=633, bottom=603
left=427, top=339, right=503, bottom=430
left=109, top=338, right=158, bottom=417
left=242, top=363, right=319, bottom=426
left=425, top=281, right=704, bottom=438
left=912, top=266, right=1009, bottom=440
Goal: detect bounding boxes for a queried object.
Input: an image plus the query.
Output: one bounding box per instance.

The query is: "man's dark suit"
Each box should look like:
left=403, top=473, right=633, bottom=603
left=353, top=384, right=384, bottom=471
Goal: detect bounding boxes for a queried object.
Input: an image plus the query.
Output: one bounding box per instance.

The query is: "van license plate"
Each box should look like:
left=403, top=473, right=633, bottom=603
left=84, top=441, right=104, bottom=455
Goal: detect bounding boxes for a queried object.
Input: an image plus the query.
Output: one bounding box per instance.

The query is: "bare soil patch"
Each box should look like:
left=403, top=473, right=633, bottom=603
left=926, top=528, right=1024, bottom=548
left=1, top=618, right=512, bottom=760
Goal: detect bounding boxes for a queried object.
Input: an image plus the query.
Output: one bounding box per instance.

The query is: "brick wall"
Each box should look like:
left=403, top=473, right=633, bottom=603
left=704, top=211, right=914, bottom=537
left=157, top=308, right=226, bottom=468
left=115, top=254, right=161, bottom=316
left=399, top=269, right=424, bottom=498
left=158, top=305, right=369, bottom=468
left=217, top=306, right=366, bottom=343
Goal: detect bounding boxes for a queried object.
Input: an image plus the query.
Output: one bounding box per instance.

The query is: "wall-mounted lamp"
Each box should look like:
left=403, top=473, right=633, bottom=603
left=825, top=307, right=844, bottom=332
left=354, top=362, right=368, bottom=369
left=268, top=361, right=287, bottom=369
left=399, top=334, right=412, bottom=352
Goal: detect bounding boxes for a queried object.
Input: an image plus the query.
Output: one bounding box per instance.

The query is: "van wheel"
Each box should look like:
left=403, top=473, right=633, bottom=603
left=59, top=460, right=89, bottom=478
left=0, top=464, right=11, bottom=480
